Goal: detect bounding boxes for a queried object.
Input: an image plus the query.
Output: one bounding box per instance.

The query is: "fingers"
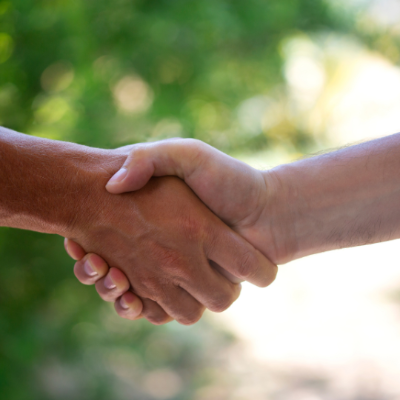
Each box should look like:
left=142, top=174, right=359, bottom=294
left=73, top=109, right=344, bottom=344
left=67, top=239, right=173, bottom=325
left=207, top=227, right=278, bottom=288
left=156, top=286, right=206, bottom=326
left=64, top=238, right=86, bottom=260
left=210, top=260, right=243, bottom=284
left=106, top=145, right=154, bottom=193
left=106, top=139, right=204, bottom=194
left=71, top=249, right=130, bottom=300
left=114, top=292, right=144, bottom=321
left=71, top=247, right=172, bottom=325
left=140, top=298, right=174, bottom=325
left=74, top=256, right=149, bottom=323
left=68, top=236, right=243, bottom=325
left=92, top=264, right=198, bottom=325
left=74, top=253, right=109, bottom=284
left=176, top=259, right=243, bottom=314
left=67, top=231, right=209, bottom=326
left=95, top=267, right=130, bottom=301
left=74, top=253, right=132, bottom=303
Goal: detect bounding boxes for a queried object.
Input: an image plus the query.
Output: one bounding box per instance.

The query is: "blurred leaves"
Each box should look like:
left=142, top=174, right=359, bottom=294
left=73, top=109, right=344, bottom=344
left=0, top=0, right=354, bottom=150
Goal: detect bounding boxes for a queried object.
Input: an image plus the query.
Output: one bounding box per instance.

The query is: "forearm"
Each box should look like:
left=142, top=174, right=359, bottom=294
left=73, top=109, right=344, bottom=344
left=0, top=127, right=123, bottom=236
left=264, top=133, right=400, bottom=263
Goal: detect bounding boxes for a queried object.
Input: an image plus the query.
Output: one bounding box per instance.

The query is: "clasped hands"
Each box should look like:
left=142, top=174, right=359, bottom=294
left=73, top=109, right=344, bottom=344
left=64, top=139, right=281, bottom=326
left=3, top=127, right=395, bottom=324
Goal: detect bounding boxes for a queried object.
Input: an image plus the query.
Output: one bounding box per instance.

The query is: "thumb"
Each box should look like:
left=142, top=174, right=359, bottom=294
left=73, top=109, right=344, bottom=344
left=106, top=149, right=155, bottom=193
left=106, top=140, right=193, bottom=194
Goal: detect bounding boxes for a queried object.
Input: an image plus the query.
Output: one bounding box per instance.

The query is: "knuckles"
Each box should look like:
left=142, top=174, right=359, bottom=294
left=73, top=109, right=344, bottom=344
left=207, top=291, right=234, bottom=313
left=177, top=308, right=204, bottom=326
left=142, top=309, right=171, bottom=325
left=183, top=138, right=207, bottom=154
left=236, top=250, right=278, bottom=288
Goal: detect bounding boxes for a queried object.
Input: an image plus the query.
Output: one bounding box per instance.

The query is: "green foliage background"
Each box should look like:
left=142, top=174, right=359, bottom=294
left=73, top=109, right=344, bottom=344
left=0, top=1, right=394, bottom=399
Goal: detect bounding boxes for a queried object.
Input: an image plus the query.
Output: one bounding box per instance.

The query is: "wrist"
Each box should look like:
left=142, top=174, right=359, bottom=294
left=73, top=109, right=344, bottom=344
left=258, top=168, right=299, bottom=264
left=262, top=148, right=386, bottom=263
left=262, top=160, right=340, bottom=264
left=0, top=128, right=127, bottom=237
left=55, top=147, right=127, bottom=238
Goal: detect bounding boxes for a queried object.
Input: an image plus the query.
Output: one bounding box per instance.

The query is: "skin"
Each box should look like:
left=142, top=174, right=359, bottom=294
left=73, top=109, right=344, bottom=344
left=0, top=128, right=277, bottom=326
left=68, top=134, right=400, bottom=319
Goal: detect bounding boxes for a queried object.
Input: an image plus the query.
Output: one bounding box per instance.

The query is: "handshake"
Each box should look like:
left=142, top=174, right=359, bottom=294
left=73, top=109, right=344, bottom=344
left=2, top=128, right=400, bottom=326
left=65, top=138, right=281, bottom=325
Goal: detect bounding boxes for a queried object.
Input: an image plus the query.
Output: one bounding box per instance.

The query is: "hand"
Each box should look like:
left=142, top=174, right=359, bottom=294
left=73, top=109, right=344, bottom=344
left=65, top=236, right=243, bottom=324
left=66, top=138, right=283, bottom=325
left=105, top=135, right=400, bottom=264
left=106, top=138, right=286, bottom=264
left=68, top=134, right=400, bottom=307
left=2, top=130, right=262, bottom=325
left=68, top=167, right=277, bottom=325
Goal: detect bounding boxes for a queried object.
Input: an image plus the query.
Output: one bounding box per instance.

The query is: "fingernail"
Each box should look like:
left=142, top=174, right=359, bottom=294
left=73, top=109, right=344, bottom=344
left=120, top=297, right=130, bottom=309
left=108, top=168, right=127, bottom=185
left=84, top=260, right=97, bottom=277
left=104, top=275, right=116, bottom=290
